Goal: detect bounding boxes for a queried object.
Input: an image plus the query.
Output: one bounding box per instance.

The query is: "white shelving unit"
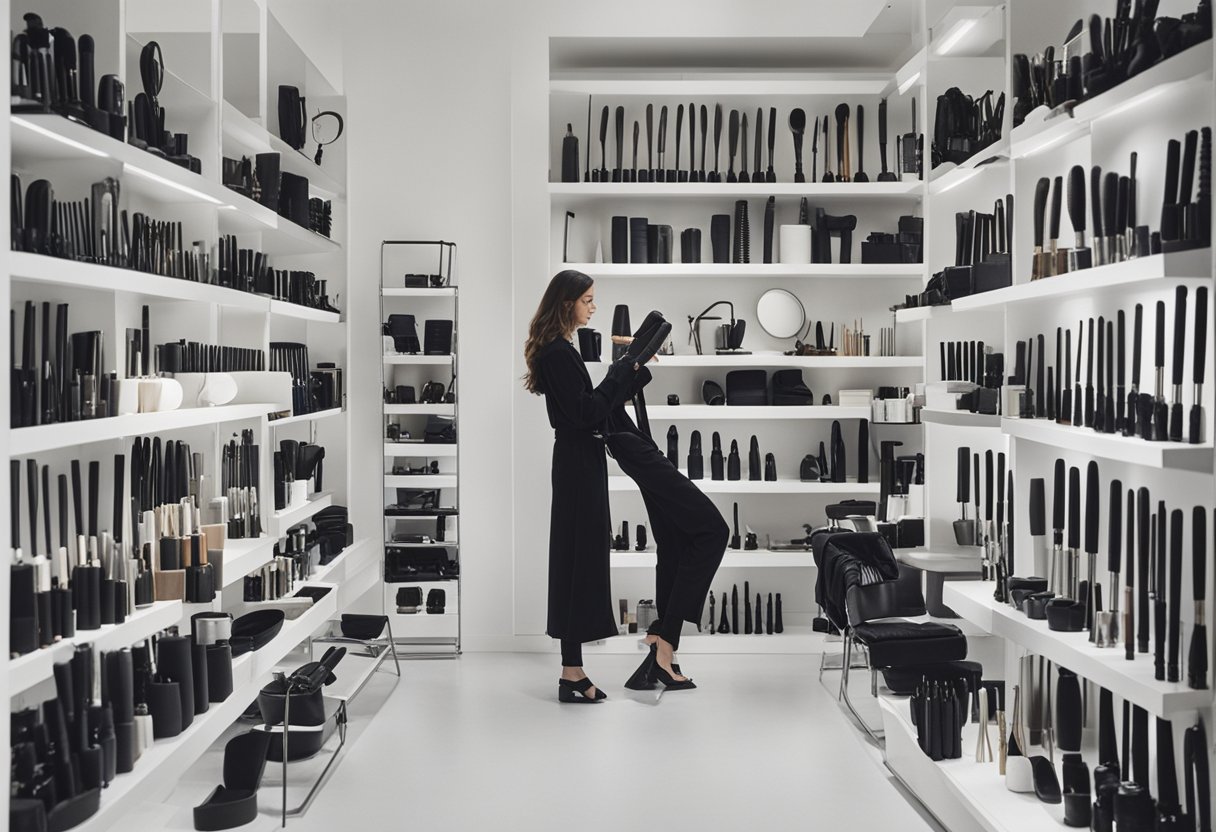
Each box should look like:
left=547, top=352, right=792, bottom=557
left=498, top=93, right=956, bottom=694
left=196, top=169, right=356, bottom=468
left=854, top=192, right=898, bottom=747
left=380, top=241, right=461, bottom=653
left=4, top=4, right=359, bottom=828
left=548, top=51, right=932, bottom=657
left=886, top=5, right=1215, bottom=830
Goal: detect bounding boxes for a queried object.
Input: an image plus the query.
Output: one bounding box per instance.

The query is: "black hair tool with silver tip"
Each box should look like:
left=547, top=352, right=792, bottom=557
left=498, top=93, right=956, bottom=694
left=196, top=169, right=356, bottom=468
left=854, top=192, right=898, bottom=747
left=1191, top=285, right=1208, bottom=444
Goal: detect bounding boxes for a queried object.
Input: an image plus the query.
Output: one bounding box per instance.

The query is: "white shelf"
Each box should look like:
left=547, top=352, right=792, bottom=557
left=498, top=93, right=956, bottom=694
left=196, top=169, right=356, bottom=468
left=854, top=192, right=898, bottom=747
left=895, top=305, right=947, bottom=323
left=609, top=475, right=879, bottom=494
left=631, top=405, right=871, bottom=420
left=1002, top=418, right=1214, bottom=472
left=270, top=490, right=334, bottom=536
left=310, top=537, right=377, bottom=585
left=383, top=442, right=458, bottom=457
left=548, top=181, right=923, bottom=200
left=268, top=299, right=341, bottom=323
left=9, top=252, right=267, bottom=310
left=219, top=536, right=276, bottom=587
left=563, top=263, right=925, bottom=280
left=384, top=474, right=458, bottom=489
left=68, top=585, right=337, bottom=832
left=269, top=407, right=345, bottom=427
left=612, top=549, right=815, bottom=568
left=549, top=76, right=891, bottom=96
left=383, top=404, right=457, bottom=416
left=12, top=404, right=277, bottom=454
left=591, top=353, right=923, bottom=369
left=383, top=354, right=454, bottom=365
left=943, top=581, right=1212, bottom=719
left=879, top=695, right=1058, bottom=832
left=382, top=287, right=457, bottom=297
left=9, top=601, right=182, bottom=698
left=1010, top=43, right=1213, bottom=160
left=927, top=138, right=1009, bottom=196
left=895, top=548, right=983, bottom=573
left=950, top=250, right=1212, bottom=311
left=10, top=114, right=339, bottom=257
left=921, top=408, right=1001, bottom=428
left=386, top=539, right=458, bottom=548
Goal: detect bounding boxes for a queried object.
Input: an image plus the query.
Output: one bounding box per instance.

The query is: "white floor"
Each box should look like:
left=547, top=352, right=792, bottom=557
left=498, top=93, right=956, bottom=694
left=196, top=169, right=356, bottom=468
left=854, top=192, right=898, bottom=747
left=280, top=652, right=940, bottom=832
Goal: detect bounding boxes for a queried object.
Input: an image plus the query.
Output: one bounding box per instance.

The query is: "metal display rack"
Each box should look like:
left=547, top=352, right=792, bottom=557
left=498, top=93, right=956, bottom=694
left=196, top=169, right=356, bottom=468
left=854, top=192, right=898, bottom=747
left=379, top=241, right=461, bottom=655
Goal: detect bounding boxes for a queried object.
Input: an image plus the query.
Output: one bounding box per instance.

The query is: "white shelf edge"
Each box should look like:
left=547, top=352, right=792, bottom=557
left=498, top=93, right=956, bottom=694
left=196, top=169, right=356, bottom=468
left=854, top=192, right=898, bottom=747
left=927, top=139, right=1009, bottom=195
left=382, top=354, right=455, bottom=365
left=942, top=581, right=1212, bottom=718
left=10, top=600, right=183, bottom=697
left=588, top=353, right=924, bottom=369
left=549, top=76, right=893, bottom=96
left=950, top=251, right=1212, bottom=311
left=611, top=549, right=815, bottom=568
left=1010, top=43, right=1213, bottom=161
left=1002, top=417, right=1214, bottom=472
left=268, top=299, right=342, bottom=323
left=921, top=408, right=1001, bottom=428
left=384, top=475, right=458, bottom=489
left=382, top=287, right=457, bottom=297
left=629, top=405, right=872, bottom=420
left=383, top=443, right=458, bottom=457
left=270, top=491, right=334, bottom=536
left=383, top=404, right=457, bottom=416
left=12, top=404, right=277, bottom=453
left=562, top=263, right=925, bottom=279
left=269, top=407, right=345, bottom=427
left=547, top=181, right=924, bottom=198
left=609, top=475, right=879, bottom=494
left=219, top=536, right=277, bottom=587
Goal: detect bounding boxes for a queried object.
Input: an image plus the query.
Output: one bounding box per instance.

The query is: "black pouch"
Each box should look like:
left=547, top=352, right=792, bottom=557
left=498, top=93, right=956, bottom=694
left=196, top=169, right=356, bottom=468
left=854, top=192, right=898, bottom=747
left=725, top=370, right=767, bottom=405
left=277, top=85, right=306, bottom=150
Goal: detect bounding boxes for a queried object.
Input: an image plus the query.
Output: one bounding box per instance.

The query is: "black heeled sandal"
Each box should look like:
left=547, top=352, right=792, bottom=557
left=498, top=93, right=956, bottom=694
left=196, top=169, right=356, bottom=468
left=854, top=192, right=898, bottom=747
left=624, top=645, right=658, bottom=691
left=558, top=677, right=607, bottom=703
left=652, top=656, right=697, bottom=691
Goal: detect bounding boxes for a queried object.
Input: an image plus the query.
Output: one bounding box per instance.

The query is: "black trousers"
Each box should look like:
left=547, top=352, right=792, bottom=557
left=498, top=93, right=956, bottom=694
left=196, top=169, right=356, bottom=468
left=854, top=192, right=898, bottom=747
left=607, top=431, right=728, bottom=650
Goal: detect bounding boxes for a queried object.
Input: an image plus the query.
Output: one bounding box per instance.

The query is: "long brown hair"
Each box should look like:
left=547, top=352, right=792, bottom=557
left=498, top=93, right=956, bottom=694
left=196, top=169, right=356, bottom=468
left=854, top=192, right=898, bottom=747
left=523, top=270, right=593, bottom=394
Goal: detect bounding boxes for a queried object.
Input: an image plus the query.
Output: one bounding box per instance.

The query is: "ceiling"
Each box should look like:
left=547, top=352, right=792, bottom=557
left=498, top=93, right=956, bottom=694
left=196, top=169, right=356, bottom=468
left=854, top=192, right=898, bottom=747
left=550, top=0, right=922, bottom=75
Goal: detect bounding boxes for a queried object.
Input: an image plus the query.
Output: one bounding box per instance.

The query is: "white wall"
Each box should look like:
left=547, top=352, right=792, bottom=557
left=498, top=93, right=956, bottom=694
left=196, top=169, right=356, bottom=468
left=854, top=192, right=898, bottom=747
left=339, top=0, right=904, bottom=646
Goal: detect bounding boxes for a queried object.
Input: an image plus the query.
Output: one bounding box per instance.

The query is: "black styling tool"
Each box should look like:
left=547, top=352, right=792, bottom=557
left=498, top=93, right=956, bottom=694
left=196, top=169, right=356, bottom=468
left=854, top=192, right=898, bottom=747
left=1152, top=300, right=1168, bottom=440
left=1169, top=285, right=1187, bottom=441
left=1191, top=286, right=1207, bottom=444
left=1126, top=303, right=1142, bottom=437
left=1187, top=507, right=1207, bottom=690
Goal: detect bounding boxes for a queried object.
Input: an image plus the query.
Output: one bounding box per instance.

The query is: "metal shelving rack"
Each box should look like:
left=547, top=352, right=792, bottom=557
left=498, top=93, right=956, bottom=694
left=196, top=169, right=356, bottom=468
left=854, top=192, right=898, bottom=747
left=379, top=241, right=461, bottom=655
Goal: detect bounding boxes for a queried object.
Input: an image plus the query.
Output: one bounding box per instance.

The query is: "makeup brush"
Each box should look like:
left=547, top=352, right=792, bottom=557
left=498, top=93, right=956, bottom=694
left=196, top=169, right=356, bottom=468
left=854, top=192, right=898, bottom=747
left=1051, top=459, right=1066, bottom=595
left=1169, top=285, right=1187, bottom=441
left=1190, top=285, right=1207, bottom=444
left=1064, top=465, right=1081, bottom=602
left=1103, top=318, right=1115, bottom=433
left=1152, top=300, right=1168, bottom=440
left=1186, top=507, right=1207, bottom=689
left=1116, top=310, right=1126, bottom=432
left=1096, top=315, right=1107, bottom=431
left=1154, top=503, right=1166, bottom=680
left=1029, top=478, right=1047, bottom=579
left=1125, top=489, right=1135, bottom=662
left=1126, top=303, right=1142, bottom=437
left=1084, top=461, right=1099, bottom=640
left=1074, top=320, right=1084, bottom=428
left=1137, top=488, right=1150, bottom=655
left=1060, top=328, right=1073, bottom=425
left=1099, top=478, right=1122, bottom=648
left=1085, top=317, right=1095, bottom=428
left=752, top=107, right=763, bottom=182
left=1167, top=508, right=1183, bottom=682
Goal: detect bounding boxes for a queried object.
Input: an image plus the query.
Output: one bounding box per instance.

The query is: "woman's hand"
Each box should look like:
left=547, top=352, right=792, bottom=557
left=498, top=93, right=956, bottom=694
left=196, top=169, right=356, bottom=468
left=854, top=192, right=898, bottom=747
left=610, top=335, right=634, bottom=346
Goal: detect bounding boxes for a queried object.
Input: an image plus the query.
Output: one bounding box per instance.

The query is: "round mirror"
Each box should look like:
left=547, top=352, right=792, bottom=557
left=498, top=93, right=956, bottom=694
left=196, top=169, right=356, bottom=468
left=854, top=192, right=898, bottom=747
left=756, top=288, right=806, bottom=338
left=311, top=110, right=345, bottom=165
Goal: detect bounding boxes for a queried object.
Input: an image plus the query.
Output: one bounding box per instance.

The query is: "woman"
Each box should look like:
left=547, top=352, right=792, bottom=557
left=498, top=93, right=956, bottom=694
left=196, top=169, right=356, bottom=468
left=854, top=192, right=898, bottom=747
left=523, top=270, right=647, bottom=703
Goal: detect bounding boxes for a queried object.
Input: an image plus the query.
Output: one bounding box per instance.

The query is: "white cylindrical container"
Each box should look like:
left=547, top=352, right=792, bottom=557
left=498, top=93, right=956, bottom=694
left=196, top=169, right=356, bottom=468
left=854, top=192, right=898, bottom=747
left=778, top=225, right=812, bottom=264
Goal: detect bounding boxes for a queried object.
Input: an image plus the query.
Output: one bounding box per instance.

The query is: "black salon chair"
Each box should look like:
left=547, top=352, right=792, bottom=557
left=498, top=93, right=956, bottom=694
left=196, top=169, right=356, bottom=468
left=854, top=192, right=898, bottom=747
left=814, top=528, right=968, bottom=741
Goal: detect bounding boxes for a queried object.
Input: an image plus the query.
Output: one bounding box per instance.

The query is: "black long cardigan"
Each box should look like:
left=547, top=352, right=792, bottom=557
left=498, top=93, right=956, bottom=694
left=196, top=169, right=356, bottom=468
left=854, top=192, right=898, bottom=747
left=534, top=339, right=650, bottom=643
